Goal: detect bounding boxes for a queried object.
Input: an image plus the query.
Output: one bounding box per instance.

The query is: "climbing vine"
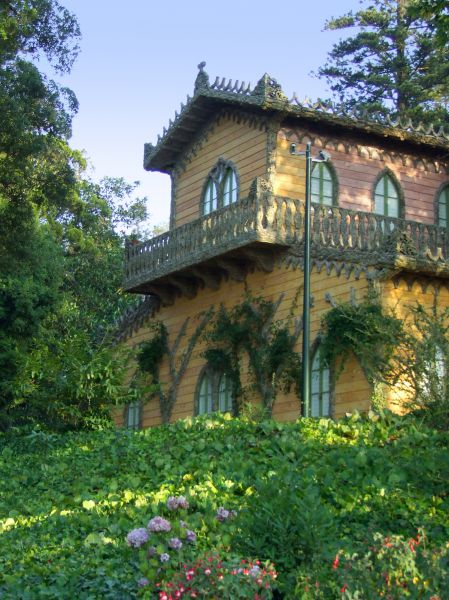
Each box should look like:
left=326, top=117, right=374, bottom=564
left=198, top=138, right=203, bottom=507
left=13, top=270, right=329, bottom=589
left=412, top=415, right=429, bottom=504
left=319, top=292, right=404, bottom=384
left=137, top=312, right=212, bottom=424
left=137, top=322, right=168, bottom=382
left=204, top=293, right=301, bottom=416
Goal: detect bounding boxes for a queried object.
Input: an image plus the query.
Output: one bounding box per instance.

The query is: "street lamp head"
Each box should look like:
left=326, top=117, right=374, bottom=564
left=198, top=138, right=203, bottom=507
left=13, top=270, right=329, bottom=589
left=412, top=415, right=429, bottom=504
left=318, top=150, right=331, bottom=161
left=290, top=143, right=297, bottom=155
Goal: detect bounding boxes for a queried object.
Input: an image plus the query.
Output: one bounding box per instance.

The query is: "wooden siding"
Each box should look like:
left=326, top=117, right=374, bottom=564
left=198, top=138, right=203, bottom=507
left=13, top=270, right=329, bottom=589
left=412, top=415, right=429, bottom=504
left=174, top=115, right=267, bottom=227
left=116, top=263, right=372, bottom=428
left=275, top=133, right=449, bottom=222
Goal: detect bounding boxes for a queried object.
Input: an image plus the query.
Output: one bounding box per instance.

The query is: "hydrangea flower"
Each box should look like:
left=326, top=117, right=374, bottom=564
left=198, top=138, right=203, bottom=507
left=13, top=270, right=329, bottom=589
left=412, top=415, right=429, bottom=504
left=126, top=527, right=149, bottom=548
left=147, top=545, right=157, bottom=557
left=160, top=552, right=170, bottom=563
left=138, top=577, right=150, bottom=587
left=168, top=537, right=183, bottom=550
left=216, top=507, right=237, bottom=521
left=185, top=529, right=196, bottom=543
left=167, top=495, right=189, bottom=510
left=216, top=507, right=230, bottom=522
left=148, top=516, right=171, bottom=532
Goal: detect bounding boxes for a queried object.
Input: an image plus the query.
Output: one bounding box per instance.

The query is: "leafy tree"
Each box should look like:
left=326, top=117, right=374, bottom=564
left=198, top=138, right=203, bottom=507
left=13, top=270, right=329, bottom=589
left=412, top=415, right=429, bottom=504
left=0, top=2, right=148, bottom=430
left=409, top=0, right=449, bottom=49
left=0, top=1, right=81, bottom=429
left=317, top=0, right=449, bottom=125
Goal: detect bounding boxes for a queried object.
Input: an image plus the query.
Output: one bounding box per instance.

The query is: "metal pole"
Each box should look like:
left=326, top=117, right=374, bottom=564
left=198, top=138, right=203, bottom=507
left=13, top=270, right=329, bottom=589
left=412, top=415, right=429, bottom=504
left=302, top=142, right=312, bottom=417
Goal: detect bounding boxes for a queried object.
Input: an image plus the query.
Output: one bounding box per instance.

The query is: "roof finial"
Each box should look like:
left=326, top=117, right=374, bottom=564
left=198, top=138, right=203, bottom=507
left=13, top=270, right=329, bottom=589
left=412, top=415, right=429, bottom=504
left=194, top=61, right=209, bottom=94
left=251, top=73, right=287, bottom=104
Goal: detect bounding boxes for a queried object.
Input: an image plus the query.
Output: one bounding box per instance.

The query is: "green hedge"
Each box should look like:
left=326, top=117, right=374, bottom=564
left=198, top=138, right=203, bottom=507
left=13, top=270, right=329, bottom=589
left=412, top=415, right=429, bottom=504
left=1, top=412, right=448, bottom=598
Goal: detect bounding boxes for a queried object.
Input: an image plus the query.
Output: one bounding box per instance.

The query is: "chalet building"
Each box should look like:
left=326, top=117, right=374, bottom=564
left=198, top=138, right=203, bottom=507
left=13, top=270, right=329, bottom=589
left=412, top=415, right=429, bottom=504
left=116, top=64, right=449, bottom=429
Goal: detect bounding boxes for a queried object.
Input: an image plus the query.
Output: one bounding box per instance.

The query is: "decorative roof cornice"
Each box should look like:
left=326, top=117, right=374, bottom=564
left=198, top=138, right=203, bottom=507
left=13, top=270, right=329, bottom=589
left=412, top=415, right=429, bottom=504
left=114, top=295, right=160, bottom=343
left=144, top=63, right=449, bottom=174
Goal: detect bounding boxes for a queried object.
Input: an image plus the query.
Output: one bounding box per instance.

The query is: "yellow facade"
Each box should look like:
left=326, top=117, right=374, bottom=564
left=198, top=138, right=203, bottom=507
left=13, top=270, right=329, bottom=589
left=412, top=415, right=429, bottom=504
left=120, top=69, right=449, bottom=429
left=119, top=261, right=373, bottom=427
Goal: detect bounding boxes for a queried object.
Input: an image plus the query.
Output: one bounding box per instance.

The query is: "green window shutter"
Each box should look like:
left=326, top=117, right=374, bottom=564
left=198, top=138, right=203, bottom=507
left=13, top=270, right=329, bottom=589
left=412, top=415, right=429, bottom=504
left=126, top=401, right=141, bottom=429
left=311, top=163, right=334, bottom=206
left=222, top=168, right=238, bottom=207
left=218, top=373, right=233, bottom=412
left=374, top=175, right=399, bottom=217
left=198, top=372, right=213, bottom=414
left=438, top=187, right=449, bottom=227
left=202, top=178, right=217, bottom=215
left=311, top=351, right=330, bottom=417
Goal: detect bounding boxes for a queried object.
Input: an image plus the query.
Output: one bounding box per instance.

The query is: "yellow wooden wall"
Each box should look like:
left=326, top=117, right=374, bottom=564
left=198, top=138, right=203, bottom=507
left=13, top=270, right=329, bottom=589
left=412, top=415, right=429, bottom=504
left=173, top=114, right=268, bottom=227
left=380, top=279, right=449, bottom=410
left=116, top=263, right=372, bottom=428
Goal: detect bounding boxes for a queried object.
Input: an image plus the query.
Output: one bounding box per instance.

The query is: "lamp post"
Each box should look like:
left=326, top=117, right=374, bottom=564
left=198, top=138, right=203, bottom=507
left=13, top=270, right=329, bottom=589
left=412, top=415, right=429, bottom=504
left=290, top=142, right=330, bottom=417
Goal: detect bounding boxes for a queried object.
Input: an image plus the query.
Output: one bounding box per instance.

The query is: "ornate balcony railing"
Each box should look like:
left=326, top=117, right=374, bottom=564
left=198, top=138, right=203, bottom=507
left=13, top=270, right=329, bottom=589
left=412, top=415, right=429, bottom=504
left=124, top=193, right=449, bottom=295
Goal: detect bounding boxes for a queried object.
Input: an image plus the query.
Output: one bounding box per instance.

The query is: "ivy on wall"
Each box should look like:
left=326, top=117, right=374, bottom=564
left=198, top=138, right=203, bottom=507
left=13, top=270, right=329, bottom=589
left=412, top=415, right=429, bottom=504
left=137, top=311, right=212, bottom=424
left=319, top=291, right=405, bottom=385
left=204, top=293, right=302, bottom=416
left=137, top=322, right=168, bottom=382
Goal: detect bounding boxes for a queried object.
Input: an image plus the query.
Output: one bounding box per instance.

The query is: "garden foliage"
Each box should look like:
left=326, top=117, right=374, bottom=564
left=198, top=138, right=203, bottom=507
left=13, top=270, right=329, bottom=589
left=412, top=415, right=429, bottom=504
left=1, top=412, right=448, bottom=598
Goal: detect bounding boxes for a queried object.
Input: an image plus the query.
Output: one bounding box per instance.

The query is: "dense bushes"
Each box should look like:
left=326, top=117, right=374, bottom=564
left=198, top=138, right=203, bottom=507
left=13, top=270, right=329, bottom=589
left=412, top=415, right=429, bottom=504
left=0, top=412, right=448, bottom=598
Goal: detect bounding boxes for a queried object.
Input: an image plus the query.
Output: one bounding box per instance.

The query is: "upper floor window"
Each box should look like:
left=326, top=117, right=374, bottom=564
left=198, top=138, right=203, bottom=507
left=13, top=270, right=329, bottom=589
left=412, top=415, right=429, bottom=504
left=437, top=185, right=449, bottom=227
left=311, top=162, right=336, bottom=206
left=310, top=349, right=330, bottom=417
left=374, top=173, right=401, bottom=218
left=197, top=368, right=234, bottom=415
left=125, top=401, right=141, bottom=429
left=201, top=159, right=238, bottom=216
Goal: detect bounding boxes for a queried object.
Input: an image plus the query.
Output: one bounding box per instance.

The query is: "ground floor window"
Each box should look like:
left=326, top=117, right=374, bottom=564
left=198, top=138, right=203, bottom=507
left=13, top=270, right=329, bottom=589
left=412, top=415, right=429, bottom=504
left=311, top=349, right=330, bottom=417
left=197, top=368, right=234, bottom=415
left=125, top=401, right=142, bottom=429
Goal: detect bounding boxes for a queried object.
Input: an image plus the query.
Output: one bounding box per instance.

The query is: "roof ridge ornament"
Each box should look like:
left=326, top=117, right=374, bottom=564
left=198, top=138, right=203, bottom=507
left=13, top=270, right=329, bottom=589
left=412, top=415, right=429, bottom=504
left=251, top=73, right=287, bottom=104
left=194, top=61, right=210, bottom=94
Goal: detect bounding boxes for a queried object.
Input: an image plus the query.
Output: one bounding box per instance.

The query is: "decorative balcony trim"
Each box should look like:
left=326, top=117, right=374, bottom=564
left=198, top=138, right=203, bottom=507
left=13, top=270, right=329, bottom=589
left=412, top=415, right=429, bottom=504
left=124, top=192, right=449, bottom=297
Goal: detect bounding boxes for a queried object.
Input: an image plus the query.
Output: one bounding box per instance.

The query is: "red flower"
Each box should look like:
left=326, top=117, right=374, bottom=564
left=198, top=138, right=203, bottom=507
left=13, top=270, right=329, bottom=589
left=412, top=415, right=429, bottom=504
left=332, top=554, right=340, bottom=570
left=340, top=583, right=348, bottom=594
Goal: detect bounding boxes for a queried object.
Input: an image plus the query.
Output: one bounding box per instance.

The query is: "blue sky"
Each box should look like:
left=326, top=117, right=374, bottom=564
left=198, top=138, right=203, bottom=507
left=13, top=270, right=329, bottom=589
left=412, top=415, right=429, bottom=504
left=56, top=0, right=359, bottom=227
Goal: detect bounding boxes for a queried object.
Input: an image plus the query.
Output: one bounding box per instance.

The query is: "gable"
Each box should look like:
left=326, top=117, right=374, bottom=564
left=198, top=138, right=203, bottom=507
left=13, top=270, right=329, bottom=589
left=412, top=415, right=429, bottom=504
left=172, top=112, right=269, bottom=227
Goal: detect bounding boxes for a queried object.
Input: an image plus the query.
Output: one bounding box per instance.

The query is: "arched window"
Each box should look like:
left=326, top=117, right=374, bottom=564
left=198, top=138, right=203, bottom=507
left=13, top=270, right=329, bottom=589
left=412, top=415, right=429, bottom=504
left=437, top=185, right=449, bottom=227
left=218, top=373, right=233, bottom=412
left=125, top=401, right=142, bottom=429
left=311, top=162, right=336, bottom=206
left=418, top=344, right=446, bottom=402
left=196, top=368, right=234, bottom=415
left=311, top=349, right=330, bottom=417
left=374, top=173, right=401, bottom=218
left=201, top=159, right=239, bottom=215
left=198, top=371, right=214, bottom=415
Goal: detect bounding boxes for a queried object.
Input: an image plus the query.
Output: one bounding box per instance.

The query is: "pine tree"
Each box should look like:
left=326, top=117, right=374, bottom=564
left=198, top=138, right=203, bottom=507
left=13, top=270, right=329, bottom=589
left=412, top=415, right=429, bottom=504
left=409, top=0, right=449, bottom=49
left=318, top=0, right=449, bottom=125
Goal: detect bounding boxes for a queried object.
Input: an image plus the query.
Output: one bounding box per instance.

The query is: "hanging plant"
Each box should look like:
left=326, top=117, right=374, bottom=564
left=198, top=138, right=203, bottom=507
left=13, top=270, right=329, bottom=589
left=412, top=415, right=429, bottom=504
left=320, top=294, right=404, bottom=384
left=204, top=293, right=301, bottom=415
left=137, top=322, right=168, bottom=382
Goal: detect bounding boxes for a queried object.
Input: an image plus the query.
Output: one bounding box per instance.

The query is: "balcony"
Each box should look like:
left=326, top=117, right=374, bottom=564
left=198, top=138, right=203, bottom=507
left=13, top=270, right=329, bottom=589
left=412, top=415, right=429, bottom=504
left=124, top=193, right=449, bottom=305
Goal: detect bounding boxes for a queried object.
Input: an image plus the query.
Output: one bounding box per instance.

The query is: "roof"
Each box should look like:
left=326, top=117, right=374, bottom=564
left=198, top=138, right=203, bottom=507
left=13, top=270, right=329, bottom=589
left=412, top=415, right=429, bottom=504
left=144, top=63, right=449, bottom=174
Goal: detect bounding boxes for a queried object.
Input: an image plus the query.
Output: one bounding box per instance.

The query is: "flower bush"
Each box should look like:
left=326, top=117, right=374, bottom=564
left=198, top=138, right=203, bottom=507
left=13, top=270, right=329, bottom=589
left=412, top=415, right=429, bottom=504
left=126, top=494, right=268, bottom=598
left=155, top=554, right=277, bottom=599
left=294, top=530, right=449, bottom=599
